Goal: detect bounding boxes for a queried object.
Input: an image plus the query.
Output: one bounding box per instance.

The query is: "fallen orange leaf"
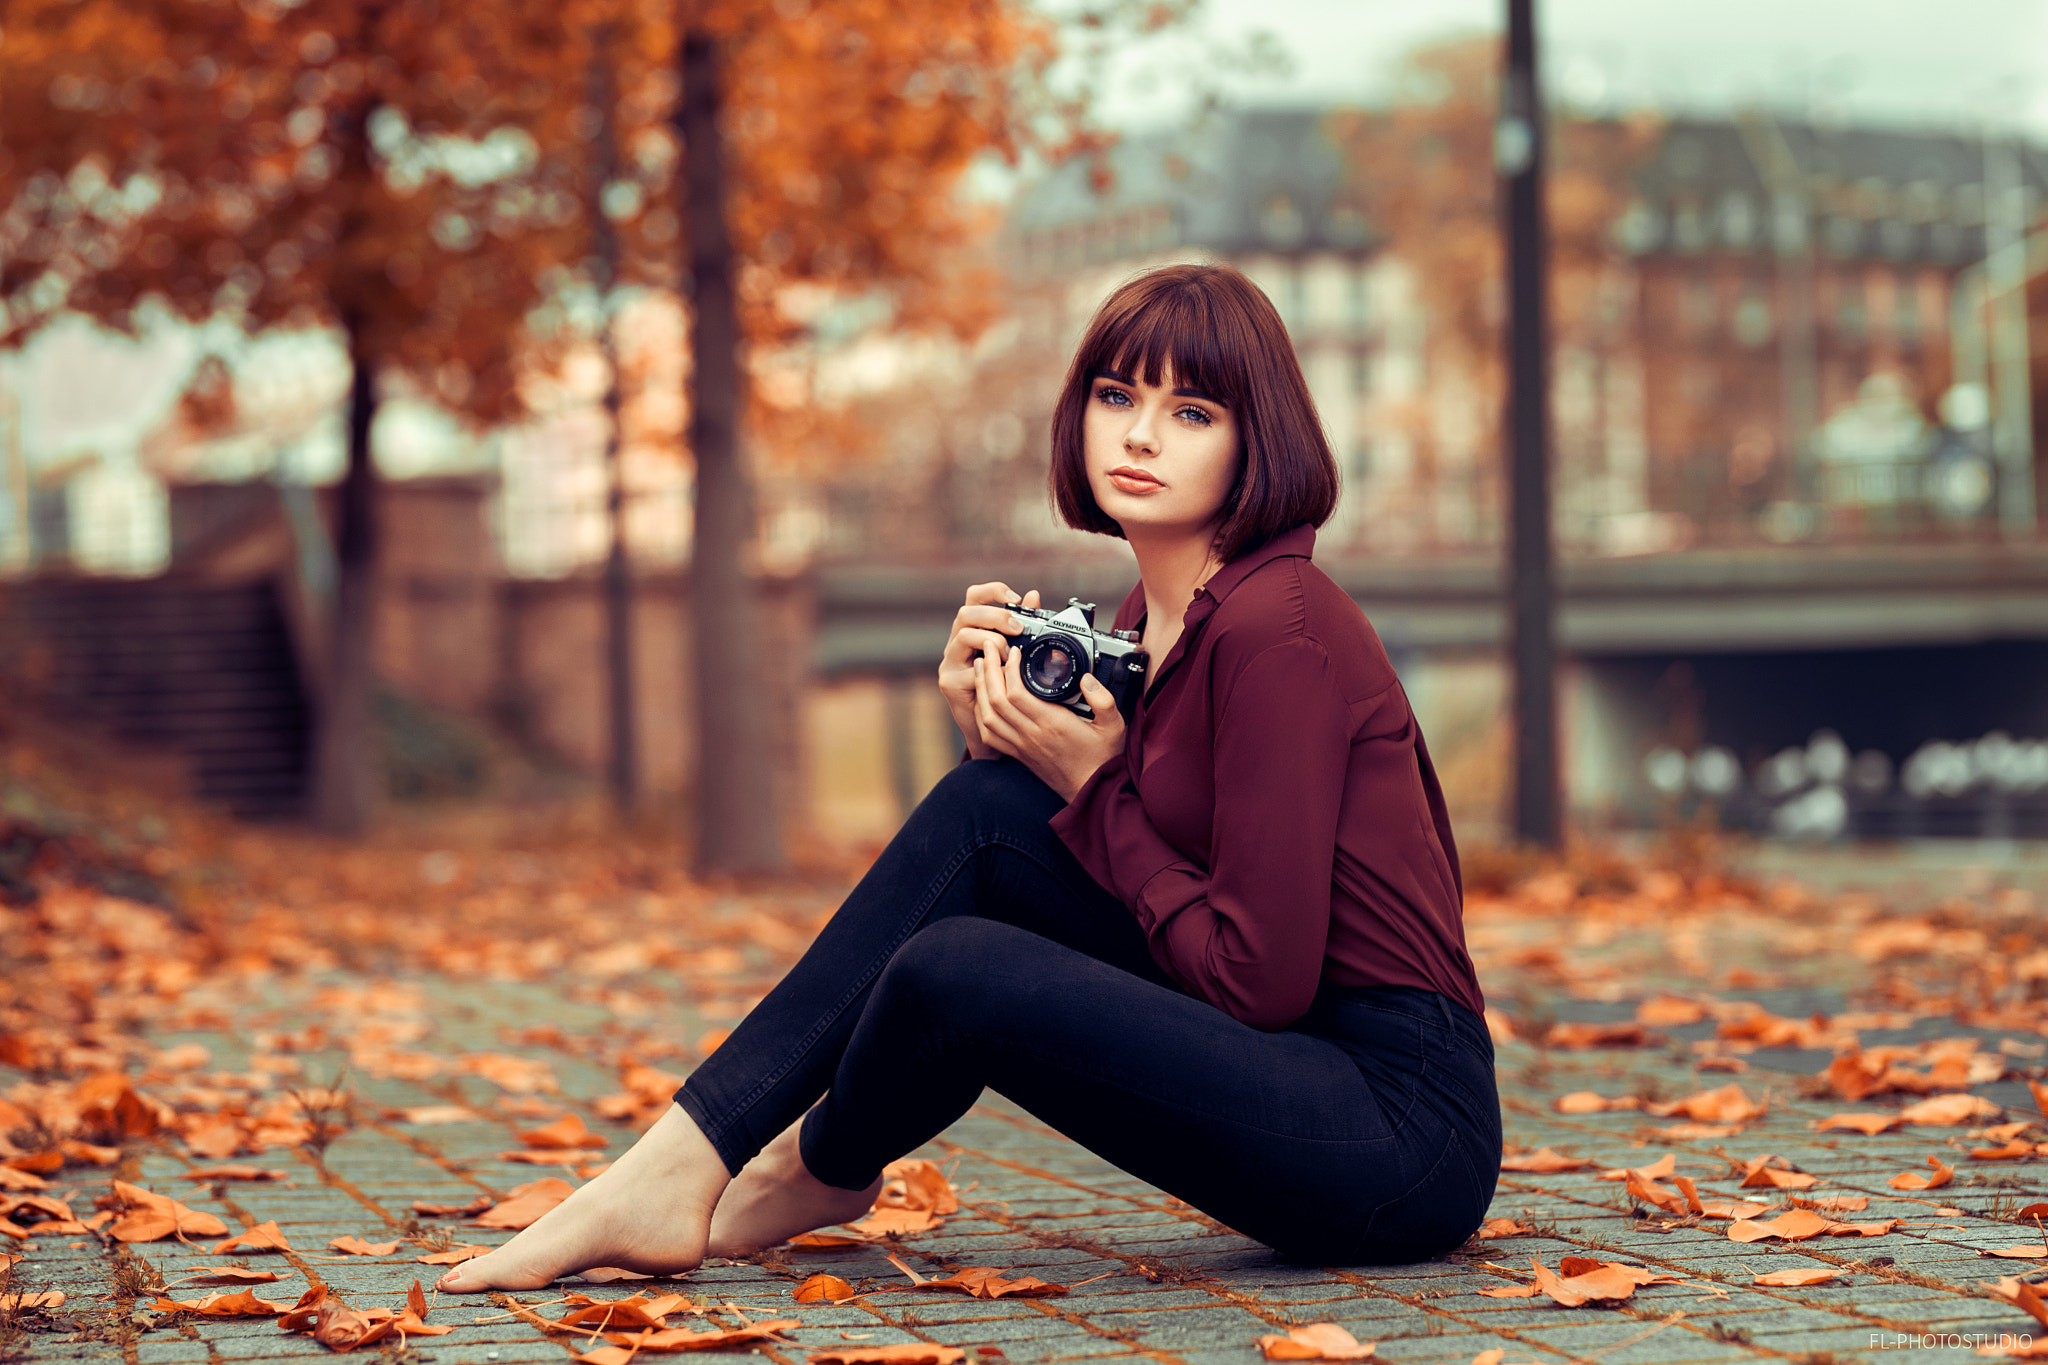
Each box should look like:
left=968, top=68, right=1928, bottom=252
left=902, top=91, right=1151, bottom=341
left=1552, top=1091, right=1637, bottom=1114
left=515, top=1114, right=608, bottom=1150
left=805, top=1348, right=966, bottom=1365
left=0, top=1291, right=65, bottom=1311
left=411, top=1195, right=493, bottom=1218
left=1646, top=1083, right=1766, bottom=1125
left=1499, top=1148, right=1595, bottom=1173
left=211, top=1220, right=292, bottom=1254
left=1899, top=1094, right=2000, bottom=1126
left=1476, top=1217, right=1534, bottom=1238
left=1544, top=1022, right=1653, bottom=1049
left=1597, top=1154, right=1675, bottom=1182
left=1635, top=995, right=1707, bottom=1026
left=1256, top=1323, right=1375, bottom=1359
left=151, top=1288, right=294, bottom=1316
left=794, top=1274, right=861, bottom=1304
left=1753, top=1267, right=1843, bottom=1286
left=180, top=1166, right=288, bottom=1182
left=1727, top=1210, right=1837, bottom=1242
left=328, top=1235, right=400, bottom=1256
left=1888, top=1157, right=1954, bottom=1190
left=1968, top=1140, right=2037, bottom=1160
left=1737, top=1156, right=1818, bottom=1190
left=416, top=1244, right=491, bottom=1264
left=473, top=1177, right=573, bottom=1230
left=1985, top=1276, right=2048, bottom=1331
left=1813, top=1113, right=1899, bottom=1135
left=1982, top=1246, right=2048, bottom=1259
left=105, top=1180, right=229, bottom=1242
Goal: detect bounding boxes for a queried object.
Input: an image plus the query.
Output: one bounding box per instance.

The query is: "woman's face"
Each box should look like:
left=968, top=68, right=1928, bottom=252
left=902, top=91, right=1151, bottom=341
left=1082, top=359, right=1241, bottom=544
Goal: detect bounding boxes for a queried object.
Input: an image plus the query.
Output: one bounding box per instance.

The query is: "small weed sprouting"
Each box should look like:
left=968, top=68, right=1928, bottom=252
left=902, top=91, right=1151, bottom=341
left=107, top=1245, right=165, bottom=1300
left=288, top=1067, right=356, bottom=1168
left=1706, top=1322, right=1754, bottom=1346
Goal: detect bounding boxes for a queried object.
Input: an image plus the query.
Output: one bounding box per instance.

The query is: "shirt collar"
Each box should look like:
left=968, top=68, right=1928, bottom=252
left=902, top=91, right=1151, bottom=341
left=1188, top=523, right=1316, bottom=619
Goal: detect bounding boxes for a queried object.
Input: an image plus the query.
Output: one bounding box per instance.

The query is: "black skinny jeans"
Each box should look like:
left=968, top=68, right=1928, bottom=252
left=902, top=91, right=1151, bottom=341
left=673, top=757, right=1503, bottom=1265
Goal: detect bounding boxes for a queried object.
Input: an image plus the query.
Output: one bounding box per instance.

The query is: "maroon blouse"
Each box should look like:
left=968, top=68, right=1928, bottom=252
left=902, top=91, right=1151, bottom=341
left=1041, top=523, right=1484, bottom=1031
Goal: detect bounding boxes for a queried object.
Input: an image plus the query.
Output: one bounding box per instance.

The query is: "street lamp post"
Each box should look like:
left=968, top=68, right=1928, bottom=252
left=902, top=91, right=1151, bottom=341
left=1501, top=0, right=1561, bottom=847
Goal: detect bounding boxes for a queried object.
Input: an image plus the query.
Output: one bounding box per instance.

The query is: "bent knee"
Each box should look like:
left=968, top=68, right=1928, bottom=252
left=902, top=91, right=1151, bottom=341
left=872, top=918, right=1041, bottom=1016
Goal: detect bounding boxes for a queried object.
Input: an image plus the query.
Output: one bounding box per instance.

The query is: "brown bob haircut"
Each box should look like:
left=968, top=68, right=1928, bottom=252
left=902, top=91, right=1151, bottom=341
left=1049, top=262, right=1340, bottom=564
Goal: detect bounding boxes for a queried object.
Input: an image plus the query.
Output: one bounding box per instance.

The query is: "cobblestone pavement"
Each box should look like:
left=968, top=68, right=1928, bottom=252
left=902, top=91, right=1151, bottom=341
left=8, top=893, right=2045, bottom=1365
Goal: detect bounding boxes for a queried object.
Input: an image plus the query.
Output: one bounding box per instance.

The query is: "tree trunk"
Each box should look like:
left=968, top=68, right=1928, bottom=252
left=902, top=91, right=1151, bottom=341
left=680, top=29, right=784, bottom=876
left=311, top=315, right=381, bottom=835
left=590, top=34, right=639, bottom=812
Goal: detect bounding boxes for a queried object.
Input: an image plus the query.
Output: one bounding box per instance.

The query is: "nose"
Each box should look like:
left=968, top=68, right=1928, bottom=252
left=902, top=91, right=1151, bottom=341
left=1124, top=403, right=1159, bottom=455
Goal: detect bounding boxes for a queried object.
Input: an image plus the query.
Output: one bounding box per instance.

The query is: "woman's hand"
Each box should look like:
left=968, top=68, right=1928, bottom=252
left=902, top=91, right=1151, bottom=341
left=939, top=582, right=1040, bottom=762
left=974, top=642, right=1127, bottom=803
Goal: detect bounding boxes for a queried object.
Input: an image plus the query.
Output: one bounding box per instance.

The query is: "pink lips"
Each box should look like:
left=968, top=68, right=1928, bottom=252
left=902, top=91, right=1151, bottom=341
left=1108, top=466, right=1162, bottom=492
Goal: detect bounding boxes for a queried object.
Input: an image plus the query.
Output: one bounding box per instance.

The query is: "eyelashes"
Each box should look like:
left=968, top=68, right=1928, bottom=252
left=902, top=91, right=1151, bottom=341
left=1092, top=385, right=1214, bottom=427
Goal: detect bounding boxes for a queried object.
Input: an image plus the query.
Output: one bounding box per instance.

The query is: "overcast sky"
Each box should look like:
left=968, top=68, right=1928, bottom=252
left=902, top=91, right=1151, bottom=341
left=1091, top=0, right=2048, bottom=139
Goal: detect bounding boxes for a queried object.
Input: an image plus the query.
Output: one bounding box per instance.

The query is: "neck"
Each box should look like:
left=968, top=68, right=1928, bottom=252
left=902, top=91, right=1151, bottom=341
left=1128, top=523, right=1224, bottom=636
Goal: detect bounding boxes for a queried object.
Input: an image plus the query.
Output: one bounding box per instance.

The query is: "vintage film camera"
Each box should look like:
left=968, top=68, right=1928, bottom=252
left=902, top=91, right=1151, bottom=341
left=997, top=598, right=1150, bottom=724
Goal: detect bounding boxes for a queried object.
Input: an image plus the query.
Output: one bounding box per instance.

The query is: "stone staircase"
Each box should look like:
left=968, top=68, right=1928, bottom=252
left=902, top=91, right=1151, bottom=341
left=6, top=577, right=312, bottom=820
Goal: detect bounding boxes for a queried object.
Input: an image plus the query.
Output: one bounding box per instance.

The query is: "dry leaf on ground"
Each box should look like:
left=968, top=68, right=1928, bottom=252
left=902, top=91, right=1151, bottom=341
left=151, top=1288, right=293, bottom=1317
left=412, top=1196, right=494, bottom=1218
left=328, top=1236, right=400, bottom=1256
left=1738, top=1156, right=1819, bottom=1190
left=795, top=1275, right=862, bottom=1304
left=1752, top=1267, right=1844, bottom=1286
left=516, top=1114, right=609, bottom=1150
left=1545, top=1022, right=1654, bottom=1049
left=1982, top=1246, right=2048, bottom=1259
left=181, top=1166, right=289, bottom=1182
left=1969, top=1140, right=2040, bottom=1160
left=1477, top=1218, right=1535, bottom=1238
left=1900, top=1094, right=2001, bottom=1126
left=0, top=1291, right=65, bottom=1310
left=170, top=1266, right=287, bottom=1286
left=805, top=1347, right=966, bottom=1365
left=473, top=1178, right=573, bottom=1230
left=1646, top=1083, right=1766, bottom=1125
left=570, top=1320, right=802, bottom=1363
left=1553, top=1092, right=1638, bottom=1114
left=105, top=1180, right=229, bottom=1242
left=1984, top=1276, right=2048, bottom=1331
left=1499, top=1148, right=1595, bottom=1173
left=1888, top=1157, right=1955, bottom=1190
left=1256, top=1323, right=1375, bottom=1359
left=1636, top=996, right=1707, bottom=1026
left=211, top=1220, right=292, bottom=1254
left=417, top=1244, right=491, bottom=1264
left=1789, top=1195, right=1869, bottom=1213
left=1813, top=1113, right=1900, bottom=1135
left=1597, top=1154, right=1675, bottom=1182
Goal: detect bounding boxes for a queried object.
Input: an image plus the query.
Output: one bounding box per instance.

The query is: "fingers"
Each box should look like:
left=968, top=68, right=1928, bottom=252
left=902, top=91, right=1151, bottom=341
left=965, top=581, right=1023, bottom=607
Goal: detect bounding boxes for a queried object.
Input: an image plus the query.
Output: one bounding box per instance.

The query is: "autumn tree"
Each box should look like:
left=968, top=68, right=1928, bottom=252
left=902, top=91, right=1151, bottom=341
left=0, top=0, right=589, bottom=834
left=564, top=0, right=1110, bottom=875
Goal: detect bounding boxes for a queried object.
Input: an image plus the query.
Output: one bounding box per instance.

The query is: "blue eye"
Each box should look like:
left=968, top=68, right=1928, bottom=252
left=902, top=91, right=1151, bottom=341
left=1096, top=386, right=1131, bottom=406
left=1177, top=406, right=1212, bottom=426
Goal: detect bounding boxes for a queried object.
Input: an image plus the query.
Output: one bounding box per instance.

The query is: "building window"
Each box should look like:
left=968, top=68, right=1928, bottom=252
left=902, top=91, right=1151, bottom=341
left=1719, top=191, right=1757, bottom=250
left=1682, top=274, right=1716, bottom=335
left=1732, top=285, right=1773, bottom=347
left=1836, top=275, right=1867, bottom=338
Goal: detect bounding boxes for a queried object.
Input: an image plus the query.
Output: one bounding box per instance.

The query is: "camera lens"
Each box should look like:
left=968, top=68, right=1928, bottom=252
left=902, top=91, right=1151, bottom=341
left=1022, top=635, right=1082, bottom=700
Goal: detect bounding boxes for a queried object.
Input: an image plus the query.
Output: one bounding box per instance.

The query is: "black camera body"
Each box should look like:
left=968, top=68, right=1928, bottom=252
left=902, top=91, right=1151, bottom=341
left=999, top=598, right=1150, bottom=724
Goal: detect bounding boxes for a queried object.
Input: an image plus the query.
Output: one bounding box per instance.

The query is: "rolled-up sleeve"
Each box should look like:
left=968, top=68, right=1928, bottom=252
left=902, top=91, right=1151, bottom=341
left=1050, top=639, right=1352, bottom=1030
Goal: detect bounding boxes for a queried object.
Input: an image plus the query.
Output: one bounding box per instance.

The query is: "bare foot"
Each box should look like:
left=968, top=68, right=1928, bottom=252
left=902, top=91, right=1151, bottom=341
left=706, top=1113, right=883, bottom=1258
left=436, top=1105, right=731, bottom=1293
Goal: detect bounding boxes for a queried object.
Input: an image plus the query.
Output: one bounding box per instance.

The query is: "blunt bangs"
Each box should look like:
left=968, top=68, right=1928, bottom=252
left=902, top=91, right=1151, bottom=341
left=1048, top=263, right=1340, bottom=563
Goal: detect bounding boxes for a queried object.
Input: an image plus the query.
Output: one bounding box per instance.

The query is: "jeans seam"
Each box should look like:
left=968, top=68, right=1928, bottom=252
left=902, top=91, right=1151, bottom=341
left=705, top=826, right=1095, bottom=1147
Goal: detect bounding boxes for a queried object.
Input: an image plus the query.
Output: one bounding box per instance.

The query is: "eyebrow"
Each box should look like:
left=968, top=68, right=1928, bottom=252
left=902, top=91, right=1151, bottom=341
left=1091, top=369, right=1226, bottom=406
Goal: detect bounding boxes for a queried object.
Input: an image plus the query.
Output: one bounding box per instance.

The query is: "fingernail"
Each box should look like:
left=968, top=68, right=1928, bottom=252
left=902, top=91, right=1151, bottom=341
left=1007, top=616, right=1023, bottom=631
